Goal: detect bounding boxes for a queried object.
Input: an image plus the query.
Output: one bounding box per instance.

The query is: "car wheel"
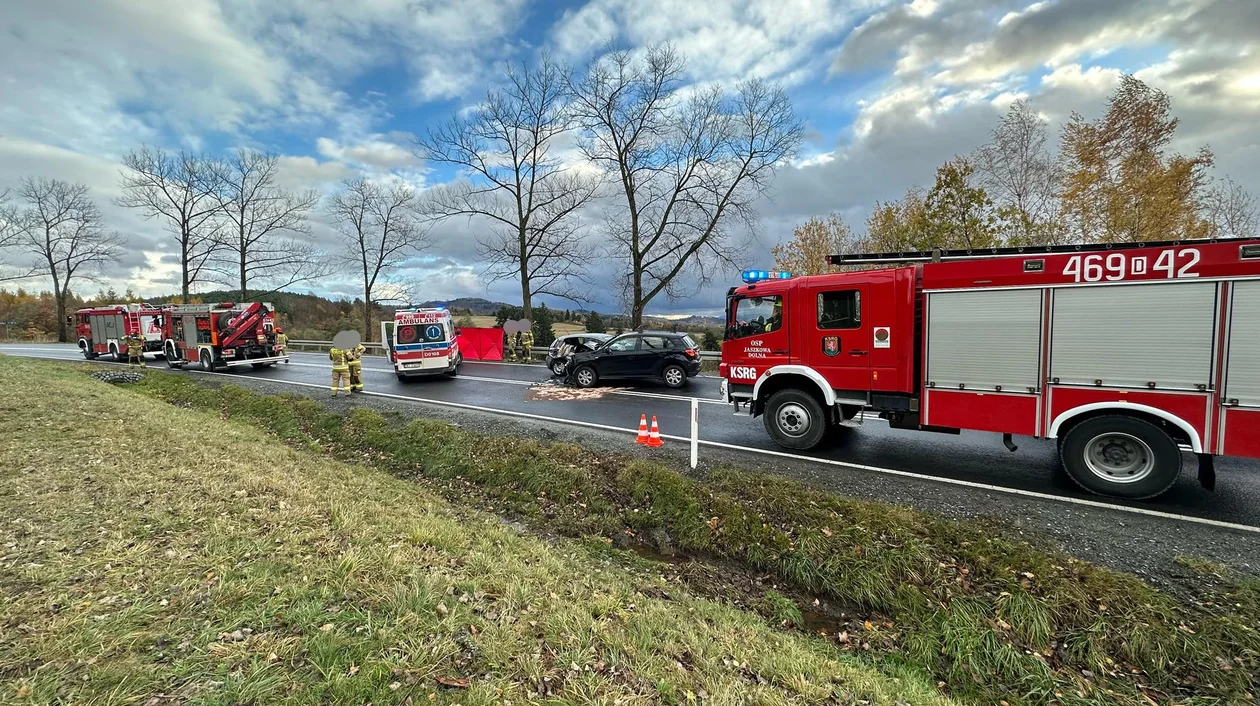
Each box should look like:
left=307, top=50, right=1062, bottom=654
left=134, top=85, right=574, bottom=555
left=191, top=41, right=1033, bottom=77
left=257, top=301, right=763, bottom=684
left=763, top=389, right=827, bottom=450
left=199, top=349, right=215, bottom=371
left=1059, top=415, right=1182, bottom=499
left=550, top=359, right=568, bottom=376
left=396, top=372, right=408, bottom=382
left=661, top=363, right=687, bottom=389
left=574, top=365, right=598, bottom=388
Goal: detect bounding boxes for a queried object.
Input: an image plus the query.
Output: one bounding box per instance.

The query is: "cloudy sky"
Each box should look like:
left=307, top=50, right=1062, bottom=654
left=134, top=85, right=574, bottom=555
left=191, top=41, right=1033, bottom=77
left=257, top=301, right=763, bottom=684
left=2, top=0, right=1257, bottom=315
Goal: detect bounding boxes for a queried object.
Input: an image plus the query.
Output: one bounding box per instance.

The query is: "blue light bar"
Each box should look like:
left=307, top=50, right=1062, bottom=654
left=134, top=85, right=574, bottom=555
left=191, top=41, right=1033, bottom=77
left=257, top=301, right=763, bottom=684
left=741, top=270, right=792, bottom=284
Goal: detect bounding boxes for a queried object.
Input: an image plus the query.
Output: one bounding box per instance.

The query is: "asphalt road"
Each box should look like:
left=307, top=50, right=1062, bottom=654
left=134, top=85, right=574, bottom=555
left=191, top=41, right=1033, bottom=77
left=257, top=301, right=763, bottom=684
left=6, top=342, right=1260, bottom=530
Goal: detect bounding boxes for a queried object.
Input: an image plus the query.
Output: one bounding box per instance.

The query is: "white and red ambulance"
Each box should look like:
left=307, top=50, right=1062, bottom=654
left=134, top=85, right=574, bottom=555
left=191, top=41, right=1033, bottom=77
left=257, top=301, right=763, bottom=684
left=381, top=307, right=462, bottom=380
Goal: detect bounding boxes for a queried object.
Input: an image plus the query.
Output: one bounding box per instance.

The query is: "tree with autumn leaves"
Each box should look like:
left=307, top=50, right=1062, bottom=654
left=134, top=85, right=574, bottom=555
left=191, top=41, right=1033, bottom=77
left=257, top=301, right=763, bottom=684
left=776, top=75, right=1255, bottom=269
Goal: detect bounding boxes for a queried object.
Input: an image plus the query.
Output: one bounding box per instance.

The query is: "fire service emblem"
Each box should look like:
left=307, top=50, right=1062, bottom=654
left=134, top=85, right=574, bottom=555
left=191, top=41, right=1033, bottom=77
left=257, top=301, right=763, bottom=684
left=823, top=336, right=840, bottom=357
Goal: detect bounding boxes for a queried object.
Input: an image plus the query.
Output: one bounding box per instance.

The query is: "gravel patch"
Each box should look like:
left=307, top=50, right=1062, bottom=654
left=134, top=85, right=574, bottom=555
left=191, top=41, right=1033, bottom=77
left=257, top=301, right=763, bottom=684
left=190, top=374, right=1260, bottom=588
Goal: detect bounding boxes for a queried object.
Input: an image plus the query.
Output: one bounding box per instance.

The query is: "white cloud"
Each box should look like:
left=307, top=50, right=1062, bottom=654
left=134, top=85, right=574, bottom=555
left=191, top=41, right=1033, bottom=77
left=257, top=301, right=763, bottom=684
left=315, top=135, right=421, bottom=171
left=553, top=0, right=882, bottom=85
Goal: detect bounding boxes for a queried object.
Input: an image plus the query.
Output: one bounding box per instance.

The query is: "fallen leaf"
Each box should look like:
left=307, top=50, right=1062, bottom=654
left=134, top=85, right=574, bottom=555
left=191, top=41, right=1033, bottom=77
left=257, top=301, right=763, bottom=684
left=707, top=517, right=719, bottom=531
left=863, top=621, right=873, bottom=631
left=16, top=683, right=31, bottom=698
left=347, top=664, right=359, bottom=676
left=436, top=675, right=470, bottom=689
left=821, top=527, right=832, bottom=537
left=389, top=682, right=402, bottom=691
left=319, top=623, right=334, bottom=632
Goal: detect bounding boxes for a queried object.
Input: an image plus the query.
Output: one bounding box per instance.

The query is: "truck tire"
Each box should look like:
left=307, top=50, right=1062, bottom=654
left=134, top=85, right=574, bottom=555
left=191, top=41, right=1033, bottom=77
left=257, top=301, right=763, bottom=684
left=111, top=343, right=124, bottom=362
left=764, top=389, right=828, bottom=450
left=81, top=340, right=97, bottom=360
left=199, top=349, right=216, bottom=372
left=1059, top=415, right=1182, bottom=499
left=574, top=365, right=599, bottom=388
left=165, top=342, right=182, bottom=368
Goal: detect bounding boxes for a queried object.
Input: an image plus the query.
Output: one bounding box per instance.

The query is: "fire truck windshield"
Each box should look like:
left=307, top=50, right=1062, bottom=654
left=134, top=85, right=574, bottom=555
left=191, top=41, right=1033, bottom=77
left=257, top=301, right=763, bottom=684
left=725, top=295, right=782, bottom=340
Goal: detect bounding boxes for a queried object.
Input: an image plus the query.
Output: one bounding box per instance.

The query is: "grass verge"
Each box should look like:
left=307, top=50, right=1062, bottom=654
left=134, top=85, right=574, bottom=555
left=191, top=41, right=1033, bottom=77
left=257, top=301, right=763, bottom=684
left=125, top=365, right=1260, bottom=705
left=0, top=356, right=953, bottom=705
left=6, top=356, right=1259, bottom=705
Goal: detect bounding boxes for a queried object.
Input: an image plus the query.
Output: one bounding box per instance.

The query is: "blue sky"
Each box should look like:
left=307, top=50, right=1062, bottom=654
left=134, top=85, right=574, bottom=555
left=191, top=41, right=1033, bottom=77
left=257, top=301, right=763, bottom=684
left=1, top=0, right=1257, bottom=314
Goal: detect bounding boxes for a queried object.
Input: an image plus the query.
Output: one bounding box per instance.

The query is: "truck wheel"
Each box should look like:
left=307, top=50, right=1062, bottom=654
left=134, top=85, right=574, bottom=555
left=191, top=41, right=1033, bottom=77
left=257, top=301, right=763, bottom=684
left=251, top=362, right=272, bottom=370
left=574, top=365, right=598, bottom=388
left=165, top=342, right=182, bottom=368
left=764, top=389, right=827, bottom=450
left=81, top=341, right=97, bottom=360
left=661, top=364, right=687, bottom=389
left=111, top=344, right=124, bottom=362
left=199, top=349, right=216, bottom=371
left=1059, top=415, right=1182, bottom=499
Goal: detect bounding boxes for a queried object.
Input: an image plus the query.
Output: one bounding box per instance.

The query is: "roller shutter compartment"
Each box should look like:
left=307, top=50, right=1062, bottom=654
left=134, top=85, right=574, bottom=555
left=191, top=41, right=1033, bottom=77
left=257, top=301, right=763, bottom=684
left=1225, top=280, right=1260, bottom=407
left=927, top=288, right=1043, bottom=392
left=1050, top=282, right=1216, bottom=390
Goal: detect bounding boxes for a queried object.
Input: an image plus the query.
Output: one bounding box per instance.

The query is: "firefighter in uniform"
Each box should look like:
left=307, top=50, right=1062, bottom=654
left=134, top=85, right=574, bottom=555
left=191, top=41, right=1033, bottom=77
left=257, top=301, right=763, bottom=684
left=765, top=300, right=782, bottom=333
left=127, top=332, right=146, bottom=368
left=274, top=328, right=288, bottom=361
left=506, top=331, right=519, bottom=361
left=520, top=329, right=534, bottom=362
left=347, top=342, right=366, bottom=392
left=329, top=346, right=350, bottom=396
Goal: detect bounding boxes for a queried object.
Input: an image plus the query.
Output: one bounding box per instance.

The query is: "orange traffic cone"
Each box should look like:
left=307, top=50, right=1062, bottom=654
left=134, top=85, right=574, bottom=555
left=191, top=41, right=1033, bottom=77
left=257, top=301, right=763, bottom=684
left=635, top=414, right=650, bottom=445
left=645, top=416, right=664, bottom=447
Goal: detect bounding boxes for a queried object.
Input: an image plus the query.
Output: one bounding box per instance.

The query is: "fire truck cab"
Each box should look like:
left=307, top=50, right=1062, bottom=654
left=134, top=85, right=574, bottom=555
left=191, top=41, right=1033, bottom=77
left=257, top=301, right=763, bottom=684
left=381, top=307, right=462, bottom=380
left=75, top=303, right=165, bottom=361
left=159, top=301, right=288, bottom=371
left=721, top=239, right=1260, bottom=499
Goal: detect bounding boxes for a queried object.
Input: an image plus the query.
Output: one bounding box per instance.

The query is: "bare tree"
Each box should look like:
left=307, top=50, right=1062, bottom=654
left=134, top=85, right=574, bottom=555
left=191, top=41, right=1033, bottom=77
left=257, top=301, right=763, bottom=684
left=1204, top=176, right=1259, bottom=239
left=116, top=147, right=223, bottom=302
left=972, top=100, right=1062, bottom=245
left=0, top=188, right=39, bottom=283
left=416, top=56, right=596, bottom=318
left=570, top=45, right=803, bottom=326
left=15, top=178, right=124, bottom=342
left=327, top=178, right=428, bottom=340
left=210, top=149, right=324, bottom=300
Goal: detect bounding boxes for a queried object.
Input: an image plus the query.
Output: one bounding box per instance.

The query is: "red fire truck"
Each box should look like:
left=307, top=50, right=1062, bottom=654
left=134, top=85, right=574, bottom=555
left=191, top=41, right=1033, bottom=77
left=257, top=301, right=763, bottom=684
left=720, top=238, right=1260, bottom=499
left=158, top=301, right=288, bottom=371
left=75, top=303, right=166, bottom=361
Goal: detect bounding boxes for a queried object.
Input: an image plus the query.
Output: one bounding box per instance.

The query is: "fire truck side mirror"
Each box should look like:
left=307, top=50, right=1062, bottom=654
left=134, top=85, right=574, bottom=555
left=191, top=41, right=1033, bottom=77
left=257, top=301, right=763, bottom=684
left=66, top=315, right=73, bottom=325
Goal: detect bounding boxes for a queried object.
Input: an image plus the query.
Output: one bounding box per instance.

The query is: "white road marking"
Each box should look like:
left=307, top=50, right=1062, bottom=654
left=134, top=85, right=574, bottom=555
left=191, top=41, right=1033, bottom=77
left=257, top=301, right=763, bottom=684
left=5, top=347, right=1250, bottom=533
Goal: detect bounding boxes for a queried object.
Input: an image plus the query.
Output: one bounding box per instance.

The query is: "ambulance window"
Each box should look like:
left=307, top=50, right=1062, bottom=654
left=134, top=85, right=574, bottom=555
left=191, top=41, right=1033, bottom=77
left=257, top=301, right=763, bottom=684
left=818, top=290, right=861, bottom=329
left=420, top=323, right=447, bottom=342
left=730, top=296, right=782, bottom=338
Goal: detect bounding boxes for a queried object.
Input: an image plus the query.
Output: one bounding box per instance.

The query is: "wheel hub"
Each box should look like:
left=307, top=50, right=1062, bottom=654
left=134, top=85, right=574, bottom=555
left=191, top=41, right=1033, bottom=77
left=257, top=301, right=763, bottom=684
left=776, top=402, right=812, bottom=437
left=1084, top=432, right=1155, bottom=483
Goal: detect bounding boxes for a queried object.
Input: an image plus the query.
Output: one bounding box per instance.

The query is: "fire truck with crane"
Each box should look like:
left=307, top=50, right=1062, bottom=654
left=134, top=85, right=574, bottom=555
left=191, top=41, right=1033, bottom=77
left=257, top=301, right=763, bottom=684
left=75, top=303, right=166, bottom=362
left=157, top=301, right=288, bottom=371
left=720, top=238, right=1260, bottom=500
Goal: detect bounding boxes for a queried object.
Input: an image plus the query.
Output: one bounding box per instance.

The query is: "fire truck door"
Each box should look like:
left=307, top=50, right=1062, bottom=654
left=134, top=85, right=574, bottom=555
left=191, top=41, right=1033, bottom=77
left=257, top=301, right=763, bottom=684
left=806, top=284, right=871, bottom=397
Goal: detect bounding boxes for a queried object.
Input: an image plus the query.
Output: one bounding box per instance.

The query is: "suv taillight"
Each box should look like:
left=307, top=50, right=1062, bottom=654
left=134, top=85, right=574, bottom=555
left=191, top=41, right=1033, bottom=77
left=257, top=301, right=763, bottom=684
left=684, top=348, right=698, bottom=358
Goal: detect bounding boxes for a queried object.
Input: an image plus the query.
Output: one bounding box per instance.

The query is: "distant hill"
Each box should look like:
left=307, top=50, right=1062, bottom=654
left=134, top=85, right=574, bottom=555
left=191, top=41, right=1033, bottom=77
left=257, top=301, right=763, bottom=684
left=419, top=297, right=509, bottom=315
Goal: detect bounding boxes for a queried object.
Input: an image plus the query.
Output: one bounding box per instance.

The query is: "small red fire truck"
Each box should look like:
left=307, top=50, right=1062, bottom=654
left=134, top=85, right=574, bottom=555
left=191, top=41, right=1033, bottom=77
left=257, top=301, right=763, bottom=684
left=720, top=238, right=1260, bottom=499
left=75, top=303, right=165, bottom=361
left=158, top=301, right=288, bottom=371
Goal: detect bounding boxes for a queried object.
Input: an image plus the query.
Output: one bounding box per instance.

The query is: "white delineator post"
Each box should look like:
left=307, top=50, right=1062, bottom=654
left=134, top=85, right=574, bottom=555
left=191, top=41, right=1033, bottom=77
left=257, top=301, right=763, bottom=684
left=690, top=397, right=699, bottom=469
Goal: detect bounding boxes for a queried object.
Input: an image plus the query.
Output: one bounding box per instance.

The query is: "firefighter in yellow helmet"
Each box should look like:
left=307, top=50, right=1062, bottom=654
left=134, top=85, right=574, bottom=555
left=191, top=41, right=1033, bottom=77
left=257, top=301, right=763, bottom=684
left=347, top=342, right=366, bottom=392
left=520, top=328, right=534, bottom=362
left=329, top=346, right=350, bottom=396
left=127, top=332, right=146, bottom=368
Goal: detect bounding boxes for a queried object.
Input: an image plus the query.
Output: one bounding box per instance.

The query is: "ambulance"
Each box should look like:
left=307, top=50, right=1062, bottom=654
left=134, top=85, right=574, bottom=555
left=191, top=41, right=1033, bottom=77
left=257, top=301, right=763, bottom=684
left=381, top=307, right=462, bottom=380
